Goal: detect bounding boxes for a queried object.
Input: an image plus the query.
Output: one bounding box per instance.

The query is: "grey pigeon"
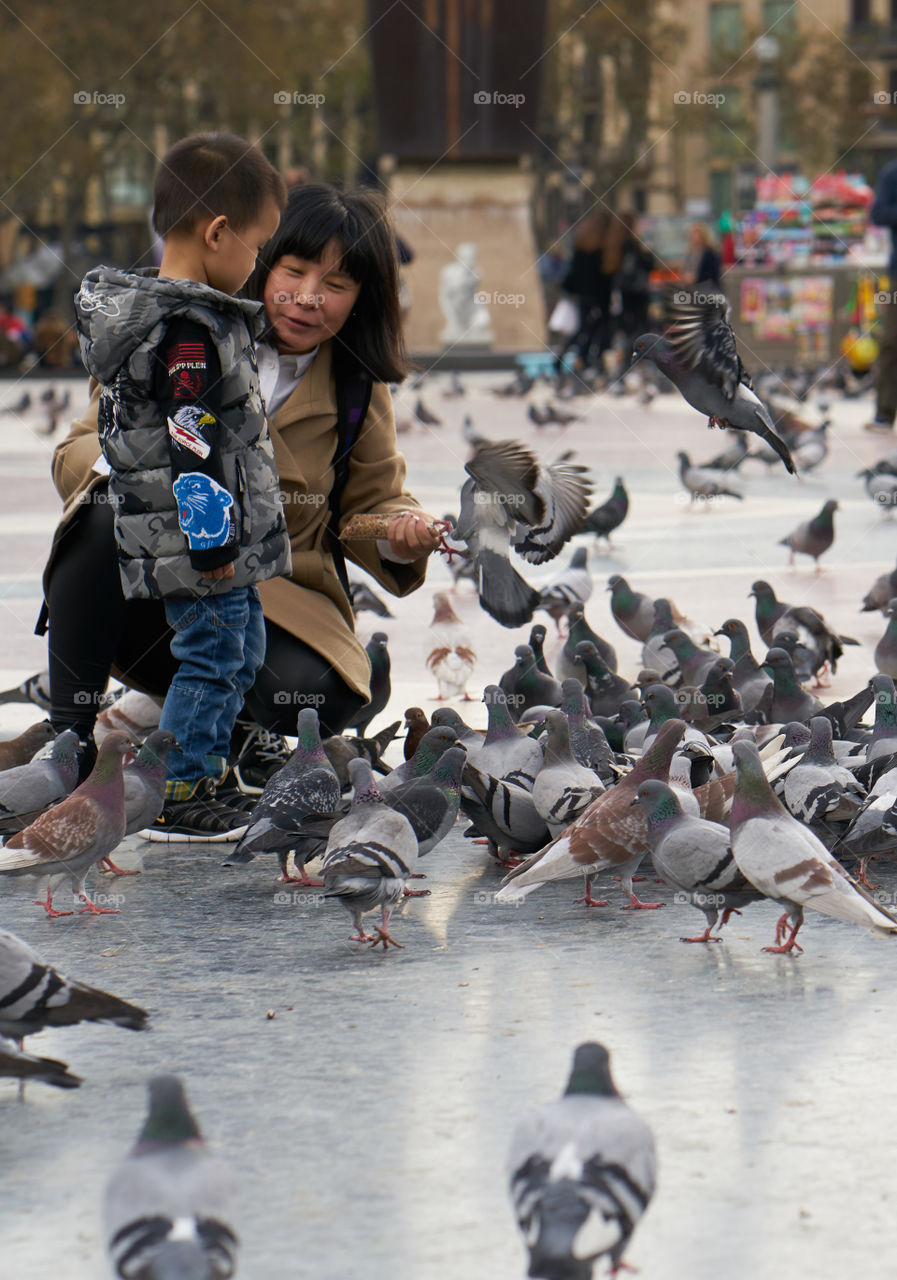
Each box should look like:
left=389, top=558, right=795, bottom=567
left=762, top=648, right=823, bottom=724
left=462, top=760, right=550, bottom=863
left=781, top=716, right=864, bottom=824
left=791, top=420, right=830, bottom=472
left=226, top=709, right=341, bottom=881
left=633, top=295, right=795, bottom=472
left=700, top=429, right=749, bottom=471
left=632, top=779, right=762, bottom=942
left=538, top=546, right=593, bottom=631
left=661, top=629, right=718, bottom=688
left=477, top=685, right=543, bottom=787
left=379, top=724, right=459, bottom=793
left=573, top=641, right=633, bottom=719
left=0, top=730, right=131, bottom=917
left=508, top=1042, right=655, bottom=1280
left=452, top=439, right=592, bottom=627
left=528, top=624, right=554, bottom=676
left=749, top=580, right=789, bottom=646
left=778, top=498, right=838, bottom=568
left=750, top=581, right=856, bottom=681
left=381, top=745, right=466, bottom=856
left=859, top=467, right=897, bottom=512
left=346, top=632, right=391, bottom=736
left=0, top=728, right=79, bottom=833
left=560, top=680, right=617, bottom=782
left=607, top=574, right=655, bottom=642
left=349, top=580, right=394, bottom=619
left=499, top=645, right=563, bottom=720
left=105, top=1074, right=238, bottom=1279
left=677, top=450, right=743, bottom=502
left=414, top=396, right=442, bottom=426
left=532, top=711, right=604, bottom=834
left=322, top=758, right=418, bottom=949
left=861, top=560, right=897, bottom=614
left=557, top=605, right=618, bottom=683
left=122, top=729, right=179, bottom=856
left=0, top=721, right=56, bottom=772
left=641, top=599, right=679, bottom=683
left=0, top=928, right=148, bottom=1047
left=581, top=476, right=629, bottom=545
left=429, top=708, right=485, bottom=757
left=730, top=740, right=897, bottom=952
left=867, top=675, right=897, bottom=763
left=321, top=721, right=400, bottom=788
left=874, top=599, right=897, bottom=679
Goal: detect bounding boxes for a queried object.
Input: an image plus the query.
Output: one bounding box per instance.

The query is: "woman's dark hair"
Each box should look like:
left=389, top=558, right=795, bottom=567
left=245, top=182, right=407, bottom=384
left=152, top=132, right=287, bottom=237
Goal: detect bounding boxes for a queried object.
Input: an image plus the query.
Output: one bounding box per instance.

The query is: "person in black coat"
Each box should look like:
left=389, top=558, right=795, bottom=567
left=681, top=221, right=721, bottom=290
left=867, top=158, right=897, bottom=433
left=555, top=210, right=624, bottom=376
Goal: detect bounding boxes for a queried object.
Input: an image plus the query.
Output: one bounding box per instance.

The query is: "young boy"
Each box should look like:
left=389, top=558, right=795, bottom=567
left=75, top=132, right=291, bottom=840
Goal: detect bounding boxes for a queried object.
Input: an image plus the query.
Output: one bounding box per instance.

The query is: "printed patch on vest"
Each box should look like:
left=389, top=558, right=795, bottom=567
left=167, top=405, right=214, bottom=459
left=167, top=342, right=207, bottom=399
left=172, top=472, right=234, bottom=550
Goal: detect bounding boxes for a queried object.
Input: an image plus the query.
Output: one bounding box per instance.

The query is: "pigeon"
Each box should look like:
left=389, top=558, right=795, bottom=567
left=462, top=760, right=549, bottom=864
left=749, top=580, right=789, bottom=647
left=859, top=467, right=897, bottom=513
left=0, top=1035, right=81, bottom=1091
left=0, top=668, right=52, bottom=710
left=321, top=721, right=400, bottom=788
left=2, top=390, right=31, bottom=414
left=529, top=624, right=554, bottom=676
left=641, top=600, right=680, bottom=683
left=508, top=1042, right=655, bottom=1280
left=105, top=1075, right=238, bottom=1280
left=778, top=499, right=838, bottom=569
left=414, top=397, right=442, bottom=426
left=122, top=729, right=179, bottom=857
left=403, top=707, right=430, bottom=761
left=477, top=685, right=543, bottom=787
left=632, top=779, right=763, bottom=942
left=532, top=711, right=604, bottom=834
left=867, top=675, right=897, bottom=763
left=875, top=600, right=897, bottom=679
left=0, top=730, right=131, bottom=917
left=700, top=430, right=749, bottom=472
left=439, top=513, right=478, bottom=591
left=557, top=606, right=618, bottom=682
left=346, top=632, right=391, bottom=736
left=349, top=580, right=394, bottom=619
left=0, top=728, right=80, bottom=834
left=94, top=688, right=162, bottom=744
left=0, top=721, right=56, bottom=772
left=607, top=575, right=655, bottom=643
left=538, top=546, right=593, bottom=631
left=379, top=724, right=459, bottom=794
left=528, top=403, right=553, bottom=427
left=226, top=709, right=341, bottom=881
left=322, top=758, right=417, bottom=948
left=581, top=477, right=629, bottom=545
left=559, top=681, right=618, bottom=782
left=641, top=684, right=713, bottom=751
left=452, top=439, right=592, bottom=627
left=573, top=642, right=633, bottom=719
left=0, top=928, right=149, bottom=1045
left=496, top=719, right=687, bottom=908
left=661, top=629, right=718, bottom=689
left=781, top=716, right=864, bottom=825
left=676, top=450, right=743, bottom=502
left=730, top=740, right=897, bottom=952
left=383, top=746, right=467, bottom=856
left=428, top=709, right=485, bottom=759
left=861, top=560, right=897, bottom=614
left=499, top=645, right=563, bottom=720
left=426, top=592, right=476, bottom=700
left=633, top=295, right=795, bottom=472
left=762, top=648, right=824, bottom=723
left=791, top=420, right=830, bottom=472
left=443, top=371, right=466, bottom=399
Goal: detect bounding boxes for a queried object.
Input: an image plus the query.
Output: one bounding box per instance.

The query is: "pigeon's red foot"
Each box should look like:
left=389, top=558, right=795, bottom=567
left=403, top=886, right=431, bottom=897
left=575, top=891, right=609, bottom=907
left=774, top=911, right=791, bottom=945
left=609, top=1263, right=638, bottom=1278
left=33, top=890, right=72, bottom=918
left=720, top=908, right=742, bottom=927
left=98, top=858, right=139, bottom=876
left=494, top=853, right=524, bottom=868
left=622, top=894, right=664, bottom=910
left=77, top=894, right=119, bottom=916
left=349, top=930, right=378, bottom=943
left=764, top=921, right=803, bottom=953
left=432, top=521, right=467, bottom=564
left=369, top=926, right=404, bottom=950
left=856, top=858, right=880, bottom=891
left=613, top=875, right=647, bottom=883
left=277, top=867, right=324, bottom=887
left=681, top=928, right=722, bottom=943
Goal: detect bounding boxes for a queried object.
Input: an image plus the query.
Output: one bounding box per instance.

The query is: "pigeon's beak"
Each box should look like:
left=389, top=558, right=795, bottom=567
left=628, top=796, right=641, bottom=808
left=713, top=628, right=725, bottom=637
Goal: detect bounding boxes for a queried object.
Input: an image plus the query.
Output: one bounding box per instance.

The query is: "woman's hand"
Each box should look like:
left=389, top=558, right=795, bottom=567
left=386, top=511, right=442, bottom=560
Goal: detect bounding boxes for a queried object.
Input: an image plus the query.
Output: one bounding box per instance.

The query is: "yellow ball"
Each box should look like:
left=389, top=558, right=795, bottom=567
left=841, top=332, right=878, bottom=372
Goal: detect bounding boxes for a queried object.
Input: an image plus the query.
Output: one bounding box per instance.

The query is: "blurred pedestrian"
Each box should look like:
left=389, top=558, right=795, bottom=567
left=867, top=156, right=897, bottom=433
left=555, top=209, right=625, bottom=378
left=681, top=221, right=721, bottom=291
left=612, top=212, right=653, bottom=379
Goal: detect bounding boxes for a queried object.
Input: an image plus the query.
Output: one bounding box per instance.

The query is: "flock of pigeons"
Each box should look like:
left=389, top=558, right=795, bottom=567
left=4, top=292, right=897, bottom=1278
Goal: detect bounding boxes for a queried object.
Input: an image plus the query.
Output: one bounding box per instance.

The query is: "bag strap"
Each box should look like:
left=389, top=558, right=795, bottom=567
left=327, top=373, right=373, bottom=597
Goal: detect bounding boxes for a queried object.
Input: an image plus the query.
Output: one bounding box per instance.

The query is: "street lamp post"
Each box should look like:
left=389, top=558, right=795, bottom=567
left=754, top=36, right=781, bottom=174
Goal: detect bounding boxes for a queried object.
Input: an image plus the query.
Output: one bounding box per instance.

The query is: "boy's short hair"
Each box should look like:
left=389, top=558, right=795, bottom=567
left=152, top=132, right=287, bottom=237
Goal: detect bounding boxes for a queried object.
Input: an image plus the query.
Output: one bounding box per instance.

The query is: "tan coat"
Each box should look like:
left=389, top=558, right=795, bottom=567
left=47, top=340, right=428, bottom=699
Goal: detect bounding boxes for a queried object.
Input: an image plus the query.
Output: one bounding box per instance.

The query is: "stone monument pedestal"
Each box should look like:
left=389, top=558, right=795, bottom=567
left=386, top=162, right=547, bottom=357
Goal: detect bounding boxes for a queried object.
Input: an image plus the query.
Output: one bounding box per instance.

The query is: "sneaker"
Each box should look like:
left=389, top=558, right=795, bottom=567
left=864, top=418, right=895, bottom=433
left=231, top=724, right=293, bottom=794
left=139, top=777, right=249, bottom=843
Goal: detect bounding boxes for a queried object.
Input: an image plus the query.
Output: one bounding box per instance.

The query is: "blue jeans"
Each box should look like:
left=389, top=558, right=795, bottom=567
left=160, top=586, right=266, bottom=786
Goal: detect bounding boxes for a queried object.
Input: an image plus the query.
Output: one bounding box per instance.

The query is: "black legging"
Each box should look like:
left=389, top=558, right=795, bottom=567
left=46, top=496, right=366, bottom=742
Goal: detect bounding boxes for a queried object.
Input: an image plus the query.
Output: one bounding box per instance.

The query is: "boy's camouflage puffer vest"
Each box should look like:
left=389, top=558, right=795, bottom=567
left=74, top=266, right=291, bottom=600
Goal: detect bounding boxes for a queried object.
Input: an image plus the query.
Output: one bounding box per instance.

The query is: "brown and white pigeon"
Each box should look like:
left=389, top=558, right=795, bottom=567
left=0, top=721, right=56, bottom=772
left=426, top=592, right=476, bottom=700
left=105, top=1075, right=238, bottom=1280
left=0, top=730, right=131, bottom=917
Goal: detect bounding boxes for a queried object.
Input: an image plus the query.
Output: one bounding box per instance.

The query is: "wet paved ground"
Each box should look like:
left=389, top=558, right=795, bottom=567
left=2, top=372, right=897, bottom=1278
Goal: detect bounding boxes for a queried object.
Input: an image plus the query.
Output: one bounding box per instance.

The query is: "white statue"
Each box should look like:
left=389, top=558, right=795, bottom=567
left=439, top=243, right=494, bottom=346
